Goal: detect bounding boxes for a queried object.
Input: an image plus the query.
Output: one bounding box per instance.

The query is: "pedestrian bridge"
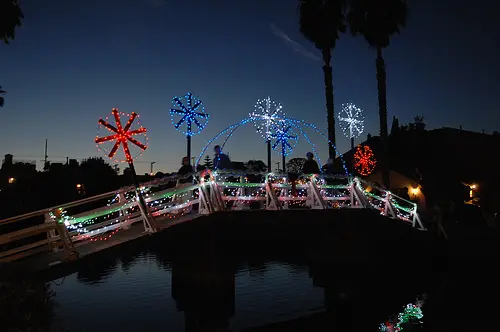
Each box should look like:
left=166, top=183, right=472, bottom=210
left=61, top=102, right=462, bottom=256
left=0, top=170, right=425, bottom=269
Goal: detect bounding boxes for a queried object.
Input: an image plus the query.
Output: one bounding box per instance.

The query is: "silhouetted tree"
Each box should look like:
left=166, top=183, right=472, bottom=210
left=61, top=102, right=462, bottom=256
left=0, top=0, right=23, bottom=44
left=390, top=116, right=400, bottom=136
left=1, top=1, right=23, bottom=108
left=298, top=0, right=347, bottom=157
left=286, top=158, right=306, bottom=174
left=399, top=115, right=426, bottom=133
left=413, top=115, right=426, bottom=132
left=80, top=157, right=119, bottom=195
left=0, top=86, right=5, bottom=108
left=203, top=155, right=213, bottom=169
left=246, top=160, right=267, bottom=172
left=348, top=0, right=408, bottom=189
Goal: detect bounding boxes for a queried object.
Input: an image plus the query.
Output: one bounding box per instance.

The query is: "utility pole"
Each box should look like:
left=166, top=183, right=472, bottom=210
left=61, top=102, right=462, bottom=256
left=275, top=161, right=280, bottom=172
left=150, top=161, right=156, bottom=175
left=43, top=139, right=48, bottom=171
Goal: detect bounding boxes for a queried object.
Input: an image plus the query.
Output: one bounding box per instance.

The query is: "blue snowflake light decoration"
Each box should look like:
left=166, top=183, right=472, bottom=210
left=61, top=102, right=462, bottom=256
left=270, top=120, right=299, bottom=157
left=170, top=92, right=209, bottom=137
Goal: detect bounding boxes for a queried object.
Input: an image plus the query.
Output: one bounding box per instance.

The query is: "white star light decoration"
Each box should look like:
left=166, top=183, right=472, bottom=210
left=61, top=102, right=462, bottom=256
left=338, top=102, right=365, bottom=139
left=249, top=96, right=285, bottom=141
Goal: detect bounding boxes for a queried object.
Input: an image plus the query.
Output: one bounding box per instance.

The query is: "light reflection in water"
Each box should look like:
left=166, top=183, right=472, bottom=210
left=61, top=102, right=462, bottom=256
left=379, top=294, right=426, bottom=331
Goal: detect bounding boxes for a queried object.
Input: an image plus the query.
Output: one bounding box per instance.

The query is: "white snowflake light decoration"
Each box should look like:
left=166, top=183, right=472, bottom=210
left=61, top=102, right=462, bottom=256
left=338, top=102, right=364, bottom=139
left=249, top=96, right=285, bottom=141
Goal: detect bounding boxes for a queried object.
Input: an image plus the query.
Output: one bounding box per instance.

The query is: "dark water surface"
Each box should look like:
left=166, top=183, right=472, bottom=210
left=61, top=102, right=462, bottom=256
left=44, top=212, right=499, bottom=332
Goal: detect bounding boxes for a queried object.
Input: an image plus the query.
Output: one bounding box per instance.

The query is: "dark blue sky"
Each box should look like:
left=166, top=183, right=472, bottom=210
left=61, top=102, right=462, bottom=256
left=1, top=0, right=499, bottom=174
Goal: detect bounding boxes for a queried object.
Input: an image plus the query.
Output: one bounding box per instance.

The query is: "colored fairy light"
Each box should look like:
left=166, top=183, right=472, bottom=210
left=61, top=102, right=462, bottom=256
left=195, top=117, right=254, bottom=167
left=353, top=145, right=377, bottom=176
left=170, top=92, right=209, bottom=137
left=249, top=96, right=285, bottom=141
left=338, top=102, right=364, bottom=139
left=269, top=120, right=298, bottom=157
left=286, top=118, right=349, bottom=176
left=195, top=116, right=349, bottom=177
left=287, top=120, right=322, bottom=170
left=95, top=108, right=148, bottom=163
left=379, top=301, right=424, bottom=332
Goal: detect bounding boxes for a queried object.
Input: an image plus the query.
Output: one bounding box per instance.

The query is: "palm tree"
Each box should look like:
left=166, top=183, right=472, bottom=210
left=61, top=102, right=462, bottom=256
left=347, top=0, right=408, bottom=188
left=1, top=1, right=24, bottom=108
left=0, top=87, right=5, bottom=107
left=0, top=0, right=24, bottom=44
left=298, top=0, right=347, bottom=158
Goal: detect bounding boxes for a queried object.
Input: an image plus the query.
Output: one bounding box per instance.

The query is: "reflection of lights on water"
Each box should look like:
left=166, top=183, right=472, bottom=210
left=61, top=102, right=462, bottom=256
left=379, top=295, right=426, bottom=332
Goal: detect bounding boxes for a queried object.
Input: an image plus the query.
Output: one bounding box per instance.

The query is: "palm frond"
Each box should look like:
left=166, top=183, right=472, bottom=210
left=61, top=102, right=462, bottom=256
left=0, top=0, right=24, bottom=44
left=298, top=0, right=348, bottom=51
left=347, top=0, right=408, bottom=48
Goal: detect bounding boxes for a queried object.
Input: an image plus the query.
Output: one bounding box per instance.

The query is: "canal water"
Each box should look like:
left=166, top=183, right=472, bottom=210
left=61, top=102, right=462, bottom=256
left=44, top=214, right=498, bottom=332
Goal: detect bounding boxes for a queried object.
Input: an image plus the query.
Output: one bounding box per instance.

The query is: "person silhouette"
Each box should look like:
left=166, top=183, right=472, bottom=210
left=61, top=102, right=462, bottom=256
left=302, top=152, right=320, bottom=174
left=213, top=145, right=231, bottom=170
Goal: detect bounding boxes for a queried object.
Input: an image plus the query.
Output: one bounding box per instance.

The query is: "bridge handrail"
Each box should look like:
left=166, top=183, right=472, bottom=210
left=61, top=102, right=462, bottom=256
left=0, top=171, right=425, bottom=264
left=0, top=171, right=199, bottom=226
left=356, top=178, right=417, bottom=209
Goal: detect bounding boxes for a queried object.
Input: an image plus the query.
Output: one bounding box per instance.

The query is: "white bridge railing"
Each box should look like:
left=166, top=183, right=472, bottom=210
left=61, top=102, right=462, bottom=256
left=0, top=170, right=424, bottom=264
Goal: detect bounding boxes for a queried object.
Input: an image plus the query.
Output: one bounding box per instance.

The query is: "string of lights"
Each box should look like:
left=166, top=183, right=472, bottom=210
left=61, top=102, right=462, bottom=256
left=354, top=144, right=377, bottom=176
left=170, top=92, right=209, bottom=137
left=52, top=169, right=420, bottom=243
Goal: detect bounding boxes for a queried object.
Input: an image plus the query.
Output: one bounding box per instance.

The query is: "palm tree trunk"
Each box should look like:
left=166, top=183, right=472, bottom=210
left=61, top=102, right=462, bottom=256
left=376, top=47, right=390, bottom=189
left=0, top=87, right=5, bottom=108
left=322, top=49, right=336, bottom=158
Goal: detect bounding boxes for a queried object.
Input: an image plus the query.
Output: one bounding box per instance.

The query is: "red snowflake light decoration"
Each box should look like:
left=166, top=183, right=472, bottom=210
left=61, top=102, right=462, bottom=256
left=354, top=144, right=377, bottom=176
left=95, top=108, right=148, bottom=163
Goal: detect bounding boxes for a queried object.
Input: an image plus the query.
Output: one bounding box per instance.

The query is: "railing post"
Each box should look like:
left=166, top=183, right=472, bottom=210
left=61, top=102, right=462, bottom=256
left=51, top=209, right=80, bottom=261
left=307, top=175, right=327, bottom=209
left=383, top=192, right=396, bottom=218
left=44, top=212, right=59, bottom=253
left=117, top=192, right=131, bottom=230
left=233, top=176, right=248, bottom=211
left=349, top=179, right=355, bottom=207
left=198, top=181, right=212, bottom=215
left=265, top=181, right=280, bottom=210
left=412, top=205, right=426, bottom=231
left=135, top=191, right=157, bottom=233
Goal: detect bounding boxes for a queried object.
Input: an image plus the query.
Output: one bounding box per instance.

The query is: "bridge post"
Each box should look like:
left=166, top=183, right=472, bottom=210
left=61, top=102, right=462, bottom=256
left=349, top=178, right=369, bottom=208
left=117, top=192, right=131, bottom=230
left=233, top=176, right=248, bottom=211
left=50, top=209, right=80, bottom=262
left=44, top=212, right=59, bottom=253
left=412, top=205, right=426, bottom=230
left=349, top=180, right=355, bottom=207
left=135, top=192, right=158, bottom=233
left=307, top=177, right=327, bottom=209
left=382, top=192, right=396, bottom=218
left=210, top=182, right=225, bottom=211
left=265, top=181, right=281, bottom=210
left=198, top=182, right=212, bottom=215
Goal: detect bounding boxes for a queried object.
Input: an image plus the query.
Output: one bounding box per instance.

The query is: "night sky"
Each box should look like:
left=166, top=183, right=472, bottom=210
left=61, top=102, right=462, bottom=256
left=1, top=0, right=499, bottom=174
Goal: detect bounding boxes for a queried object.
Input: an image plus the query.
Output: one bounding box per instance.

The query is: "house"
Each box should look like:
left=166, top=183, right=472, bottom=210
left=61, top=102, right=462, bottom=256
left=335, top=135, right=426, bottom=210
left=364, top=168, right=426, bottom=211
